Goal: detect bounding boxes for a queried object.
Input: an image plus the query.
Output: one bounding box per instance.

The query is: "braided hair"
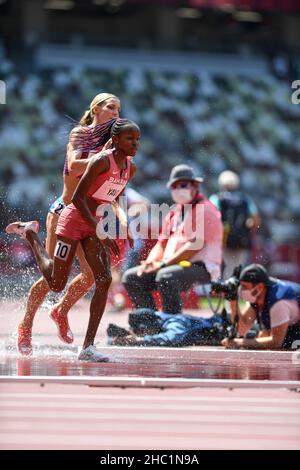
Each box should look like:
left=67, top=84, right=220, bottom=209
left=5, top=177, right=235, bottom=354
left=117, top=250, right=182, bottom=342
left=71, top=118, right=116, bottom=153
left=111, top=119, right=140, bottom=136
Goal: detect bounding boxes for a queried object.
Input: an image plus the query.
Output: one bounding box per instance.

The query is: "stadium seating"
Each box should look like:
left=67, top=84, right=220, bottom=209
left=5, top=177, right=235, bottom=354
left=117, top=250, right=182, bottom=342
left=1, top=53, right=300, bottom=247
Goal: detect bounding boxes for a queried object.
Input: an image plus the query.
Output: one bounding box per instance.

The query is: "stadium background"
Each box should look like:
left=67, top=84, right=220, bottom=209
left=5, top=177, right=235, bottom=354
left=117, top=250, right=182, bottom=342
left=0, top=0, right=300, bottom=284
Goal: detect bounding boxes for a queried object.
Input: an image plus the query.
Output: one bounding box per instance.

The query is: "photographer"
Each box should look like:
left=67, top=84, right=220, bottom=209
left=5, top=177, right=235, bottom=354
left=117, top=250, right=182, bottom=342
left=122, top=164, right=223, bottom=314
left=221, top=264, right=300, bottom=350
left=108, top=308, right=229, bottom=347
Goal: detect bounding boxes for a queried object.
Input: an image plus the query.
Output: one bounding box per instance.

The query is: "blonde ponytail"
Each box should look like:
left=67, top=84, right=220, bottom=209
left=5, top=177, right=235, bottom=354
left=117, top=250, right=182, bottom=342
left=79, top=93, right=118, bottom=127
left=79, top=109, right=93, bottom=126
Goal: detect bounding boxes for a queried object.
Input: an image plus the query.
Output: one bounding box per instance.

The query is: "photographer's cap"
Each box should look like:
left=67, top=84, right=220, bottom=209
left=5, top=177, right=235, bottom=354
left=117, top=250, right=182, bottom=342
left=167, top=164, right=203, bottom=189
left=240, top=264, right=270, bottom=285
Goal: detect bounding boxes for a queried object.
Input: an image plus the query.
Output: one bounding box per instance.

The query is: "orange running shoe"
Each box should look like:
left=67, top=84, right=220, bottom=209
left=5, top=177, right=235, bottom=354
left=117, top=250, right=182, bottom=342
left=18, top=324, right=32, bottom=356
left=50, top=307, right=74, bottom=344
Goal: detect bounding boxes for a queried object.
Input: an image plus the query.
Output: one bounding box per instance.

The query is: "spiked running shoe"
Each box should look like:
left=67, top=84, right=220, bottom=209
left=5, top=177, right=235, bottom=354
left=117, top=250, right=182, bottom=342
left=50, top=307, right=74, bottom=344
left=78, top=345, right=109, bottom=362
left=18, top=324, right=32, bottom=356
left=6, top=220, right=39, bottom=240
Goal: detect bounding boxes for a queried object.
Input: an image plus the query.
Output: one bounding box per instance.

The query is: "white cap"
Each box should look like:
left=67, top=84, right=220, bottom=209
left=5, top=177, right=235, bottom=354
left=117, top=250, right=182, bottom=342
left=218, top=170, right=240, bottom=190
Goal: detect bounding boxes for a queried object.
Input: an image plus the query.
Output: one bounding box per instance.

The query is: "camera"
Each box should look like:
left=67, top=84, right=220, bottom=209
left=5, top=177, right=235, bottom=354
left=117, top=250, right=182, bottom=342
left=210, top=265, right=242, bottom=301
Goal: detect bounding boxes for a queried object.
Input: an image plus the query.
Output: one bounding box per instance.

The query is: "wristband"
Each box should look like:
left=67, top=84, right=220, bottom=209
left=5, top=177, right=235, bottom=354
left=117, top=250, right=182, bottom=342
left=159, top=261, right=166, bottom=269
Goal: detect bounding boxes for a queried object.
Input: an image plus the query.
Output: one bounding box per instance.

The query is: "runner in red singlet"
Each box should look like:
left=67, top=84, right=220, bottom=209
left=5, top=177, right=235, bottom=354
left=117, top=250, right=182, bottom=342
left=6, top=119, right=140, bottom=362
left=15, top=93, right=120, bottom=355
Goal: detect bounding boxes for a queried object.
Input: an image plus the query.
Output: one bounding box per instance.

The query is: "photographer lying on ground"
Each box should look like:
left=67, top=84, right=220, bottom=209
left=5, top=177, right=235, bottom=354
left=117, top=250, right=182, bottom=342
left=107, top=308, right=231, bottom=347
left=221, top=264, right=300, bottom=350
left=107, top=265, right=246, bottom=348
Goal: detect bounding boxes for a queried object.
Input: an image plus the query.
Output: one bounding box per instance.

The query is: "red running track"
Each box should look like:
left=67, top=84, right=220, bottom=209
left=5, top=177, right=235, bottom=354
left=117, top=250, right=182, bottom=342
left=0, top=299, right=300, bottom=449
left=1, top=383, right=300, bottom=450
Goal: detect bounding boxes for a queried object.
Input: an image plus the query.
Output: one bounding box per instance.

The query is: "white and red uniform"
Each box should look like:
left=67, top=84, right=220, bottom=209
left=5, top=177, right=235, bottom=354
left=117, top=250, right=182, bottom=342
left=56, top=151, right=131, bottom=241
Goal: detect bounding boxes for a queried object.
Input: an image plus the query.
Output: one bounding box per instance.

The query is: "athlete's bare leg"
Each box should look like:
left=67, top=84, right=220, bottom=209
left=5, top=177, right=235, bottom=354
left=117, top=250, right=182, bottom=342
left=21, top=212, right=58, bottom=329
left=9, top=222, right=78, bottom=354
left=25, top=231, right=78, bottom=293
left=80, top=235, right=112, bottom=349
left=51, top=242, right=94, bottom=317
left=22, top=278, right=50, bottom=329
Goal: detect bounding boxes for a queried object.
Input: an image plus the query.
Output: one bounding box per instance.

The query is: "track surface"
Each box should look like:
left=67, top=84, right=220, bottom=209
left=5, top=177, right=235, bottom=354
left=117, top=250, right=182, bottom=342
left=0, top=299, right=299, bottom=449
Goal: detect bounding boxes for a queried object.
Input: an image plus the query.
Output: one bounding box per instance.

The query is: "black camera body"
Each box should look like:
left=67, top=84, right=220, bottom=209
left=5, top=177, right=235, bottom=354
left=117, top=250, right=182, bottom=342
left=211, top=265, right=242, bottom=301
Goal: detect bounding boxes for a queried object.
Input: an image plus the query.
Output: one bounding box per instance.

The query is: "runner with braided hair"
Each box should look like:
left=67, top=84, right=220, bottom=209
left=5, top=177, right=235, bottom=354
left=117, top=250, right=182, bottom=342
left=14, top=93, right=120, bottom=355
left=6, top=119, right=140, bottom=362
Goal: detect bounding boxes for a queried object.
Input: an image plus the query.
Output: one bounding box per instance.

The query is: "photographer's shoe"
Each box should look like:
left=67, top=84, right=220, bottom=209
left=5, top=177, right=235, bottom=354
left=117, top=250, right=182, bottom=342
left=78, top=345, right=109, bottom=362
left=6, top=221, right=39, bottom=240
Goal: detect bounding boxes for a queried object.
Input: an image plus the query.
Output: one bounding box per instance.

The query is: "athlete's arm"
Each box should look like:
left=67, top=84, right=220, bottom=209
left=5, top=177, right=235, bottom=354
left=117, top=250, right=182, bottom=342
left=111, top=163, right=137, bottom=246
left=66, top=128, right=89, bottom=176
left=72, top=154, right=110, bottom=229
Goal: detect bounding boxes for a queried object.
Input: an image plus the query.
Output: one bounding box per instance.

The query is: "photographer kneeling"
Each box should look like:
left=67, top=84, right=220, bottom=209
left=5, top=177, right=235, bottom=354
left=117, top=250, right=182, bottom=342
left=222, top=264, right=300, bottom=350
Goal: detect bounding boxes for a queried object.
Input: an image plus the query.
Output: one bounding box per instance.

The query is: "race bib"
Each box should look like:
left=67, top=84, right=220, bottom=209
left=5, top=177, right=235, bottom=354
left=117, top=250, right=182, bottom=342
left=49, top=198, right=66, bottom=216
left=54, top=241, right=72, bottom=261
left=92, top=180, right=125, bottom=202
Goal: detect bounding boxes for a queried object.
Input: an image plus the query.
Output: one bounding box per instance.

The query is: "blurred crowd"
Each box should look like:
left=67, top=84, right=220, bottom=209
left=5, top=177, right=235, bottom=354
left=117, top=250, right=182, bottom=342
left=1, top=54, right=300, bottom=243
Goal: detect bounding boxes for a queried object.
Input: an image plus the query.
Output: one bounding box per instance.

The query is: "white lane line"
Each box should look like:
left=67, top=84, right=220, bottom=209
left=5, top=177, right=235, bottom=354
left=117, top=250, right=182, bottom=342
left=0, top=407, right=300, bottom=422
left=1, top=412, right=299, bottom=426
left=1, top=399, right=300, bottom=415
left=1, top=392, right=300, bottom=405
left=0, top=431, right=299, bottom=449
left=1, top=376, right=299, bottom=389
